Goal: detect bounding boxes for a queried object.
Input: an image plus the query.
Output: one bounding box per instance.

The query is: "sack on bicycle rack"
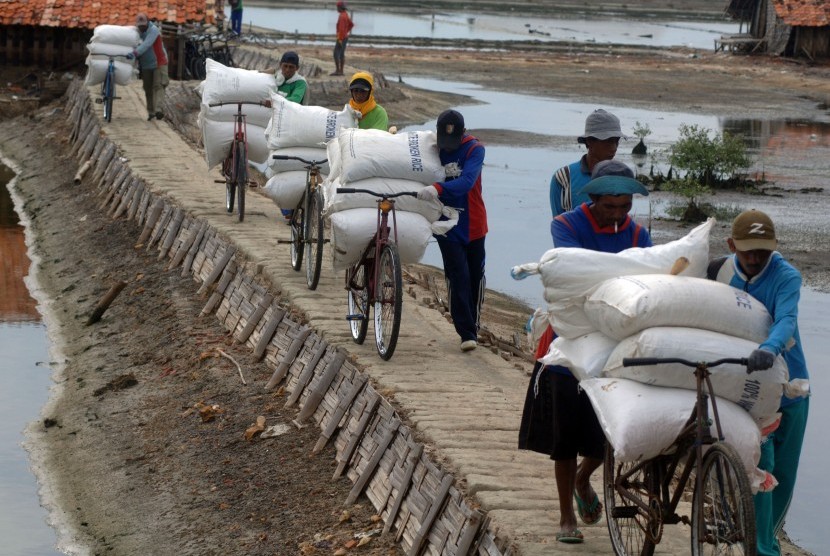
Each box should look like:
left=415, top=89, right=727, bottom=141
left=266, top=147, right=330, bottom=175
left=200, top=119, right=269, bottom=169
left=322, top=177, right=443, bottom=222
left=261, top=171, right=307, bottom=210
left=538, top=331, right=618, bottom=381
left=512, top=218, right=715, bottom=339
left=603, top=327, right=787, bottom=422
left=265, top=95, right=358, bottom=150
left=584, top=274, right=772, bottom=343
left=201, top=102, right=272, bottom=129
left=328, top=208, right=433, bottom=272
left=335, top=128, right=446, bottom=185
left=84, top=55, right=136, bottom=86
left=581, top=377, right=772, bottom=493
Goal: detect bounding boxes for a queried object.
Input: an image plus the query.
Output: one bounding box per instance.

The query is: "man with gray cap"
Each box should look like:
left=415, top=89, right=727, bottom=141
left=521, top=159, right=651, bottom=544
left=130, top=13, right=169, bottom=121
left=707, top=210, right=809, bottom=556
left=549, top=108, right=625, bottom=217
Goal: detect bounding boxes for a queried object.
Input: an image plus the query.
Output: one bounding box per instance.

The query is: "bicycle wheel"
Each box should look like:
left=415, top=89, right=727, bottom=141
left=305, top=188, right=324, bottom=290
left=691, top=443, right=756, bottom=556
left=290, top=201, right=304, bottom=271
left=103, top=71, right=114, bottom=122
left=235, top=141, right=247, bottom=222
left=604, top=444, right=657, bottom=556
left=373, top=243, right=402, bottom=360
left=346, top=261, right=369, bottom=344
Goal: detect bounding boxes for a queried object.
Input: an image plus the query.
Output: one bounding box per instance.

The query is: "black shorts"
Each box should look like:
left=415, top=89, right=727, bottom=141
left=549, top=371, right=606, bottom=461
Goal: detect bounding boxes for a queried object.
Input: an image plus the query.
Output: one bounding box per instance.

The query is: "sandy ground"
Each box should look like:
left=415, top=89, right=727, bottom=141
left=1, top=9, right=826, bottom=554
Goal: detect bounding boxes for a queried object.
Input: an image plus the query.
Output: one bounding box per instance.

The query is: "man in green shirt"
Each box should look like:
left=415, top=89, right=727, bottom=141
left=270, top=51, right=308, bottom=105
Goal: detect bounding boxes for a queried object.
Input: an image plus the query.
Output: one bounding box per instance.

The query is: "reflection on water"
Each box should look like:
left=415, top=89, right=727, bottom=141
left=240, top=7, right=738, bottom=49
left=0, top=164, right=62, bottom=555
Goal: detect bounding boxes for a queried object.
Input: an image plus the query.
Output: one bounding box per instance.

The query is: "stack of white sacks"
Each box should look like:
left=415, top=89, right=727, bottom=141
left=322, top=128, right=459, bottom=271
left=260, top=94, right=358, bottom=212
left=84, top=25, right=138, bottom=86
left=513, top=218, right=807, bottom=493
left=198, top=59, right=273, bottom=169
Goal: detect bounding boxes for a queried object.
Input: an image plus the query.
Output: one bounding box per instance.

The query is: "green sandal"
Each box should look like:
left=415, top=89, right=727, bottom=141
left=556, top=528, right=584, bottom=544
left=574, top=491, right=603, bottom=525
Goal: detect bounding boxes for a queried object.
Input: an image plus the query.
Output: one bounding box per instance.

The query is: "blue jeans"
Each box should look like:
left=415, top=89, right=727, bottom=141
left=437, top=237, right=485, bottom=343
left=231, top=9, right=242, bottom=35
left=754, top=398, right=809, bottom=556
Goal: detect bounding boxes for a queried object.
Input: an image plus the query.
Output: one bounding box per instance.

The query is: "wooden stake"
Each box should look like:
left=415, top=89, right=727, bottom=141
left=344, top=418, right=400, bottom=506
left=264, top=326, right=312, bottom=391
left=85, top=281, right=127, bottom=325
left=294, top=349, right=346, bottom=421
left=285, top=341, right=329, bottom=408
left=333, top=391, right=380, bottom=479
left=382, top=443, right=423, bottom=536
left=408, top=474, right=453, bottom=556
left=313, top=375, right=367, bottom=454
left=252, top=307, right=286, bottom=360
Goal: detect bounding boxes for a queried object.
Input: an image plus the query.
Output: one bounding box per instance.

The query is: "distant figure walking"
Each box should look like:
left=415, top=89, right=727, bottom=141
left=332, top=1, right=354, bottom=76
left=229, top=0, right=243, bottom=36
left=132, top=13, right=169, bottom=121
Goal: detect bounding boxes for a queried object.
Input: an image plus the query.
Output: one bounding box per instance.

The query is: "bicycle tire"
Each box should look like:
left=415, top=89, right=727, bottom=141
left=103, top=71, right=114, bottom=122
left=305, top=188, right=324, bottom=290
left=346, top=261, right=369, bottom=344
left=374, top=243, right=402, bottom=360
left=290, top=201, right=304, bottom=271
left=235, top=141, right=247, bottom=222
left=604, top=444, right=657, bottom=556
left=225, top=169, right=235, bottom=214
left=691, top=443, right=756, bottom=556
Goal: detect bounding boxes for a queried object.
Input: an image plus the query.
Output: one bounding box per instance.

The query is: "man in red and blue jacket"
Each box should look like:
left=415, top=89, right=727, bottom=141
left=133, top=13, right=169, bottom=121
left=418, top=110, right=487, bottom=352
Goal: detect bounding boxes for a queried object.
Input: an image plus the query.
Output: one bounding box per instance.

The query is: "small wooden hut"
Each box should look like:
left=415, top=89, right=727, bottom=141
left=723, top=0, right=830, bottom=58
left=0, top=1, right=219, bottom=73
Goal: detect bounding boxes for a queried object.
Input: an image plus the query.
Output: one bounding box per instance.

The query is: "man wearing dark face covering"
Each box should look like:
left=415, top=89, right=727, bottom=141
left=132, top=13, right=169, bottom=121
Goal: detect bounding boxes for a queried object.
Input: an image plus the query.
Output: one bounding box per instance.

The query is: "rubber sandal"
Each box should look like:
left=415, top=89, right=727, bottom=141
left=556, top=529, right=584, bottom=544
left=574, top=491, right=602, bottom=525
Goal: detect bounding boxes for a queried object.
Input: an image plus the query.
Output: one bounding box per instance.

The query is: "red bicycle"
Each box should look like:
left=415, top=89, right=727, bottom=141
left=338, top=188, right=417, bottom=361
left=208, top=100, right=269, bottom=222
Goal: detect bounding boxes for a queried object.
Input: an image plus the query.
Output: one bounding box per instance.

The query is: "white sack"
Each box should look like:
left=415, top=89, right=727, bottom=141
left=200, top=102, right=273, bottom=129
left=329, top=208, right=432, bottom=271
left=327, top=136, right=342, bottom=180
left=201, top=120, right=269, bottom=169
left=265, top=95, right=358, bottom=150
left=266, top=147, right=329, bottom=175
left=539, top=332, right=618, bottom=381
left=89, top=25, right=140, bottom=47
left=322, top=177, right=443, bottom=221
left=86, top=42, right=135, bottom=57
left=584, top=274, right=772, bottom=343
left=200, top=58, right=276, bottom=106
left=84, top=56, right=135, bottom=86
left=512, top=219, right=715, bottom=339
left=337, top=128, right=445, bottom=185
left=603, top=327, right=786, bottom=421
left=261, top=171, right=308, bottom=210
left=581, top=377, right=769, bottom=492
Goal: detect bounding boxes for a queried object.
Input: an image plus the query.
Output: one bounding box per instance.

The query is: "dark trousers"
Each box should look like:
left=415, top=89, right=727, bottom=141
left=231, top=10, right=242, bottom=35
left=333, top=38, right=348, bottom=64
left=437, top=237, right=485, bottom=342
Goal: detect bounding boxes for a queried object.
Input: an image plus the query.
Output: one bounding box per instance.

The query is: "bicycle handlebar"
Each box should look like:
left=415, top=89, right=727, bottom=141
left=271, top=155, right=328, bottom=166
left=208, top=100, right=272, bottom=108
left=337, top=188, right=418, bottom=199
left=622, top=357, right=750, bottom=369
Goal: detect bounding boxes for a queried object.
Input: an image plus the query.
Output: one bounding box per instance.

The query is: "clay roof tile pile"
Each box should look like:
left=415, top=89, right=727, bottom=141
left=772, top=0, right=830, bottom=27
left=0, top=0, right=216, bottom=29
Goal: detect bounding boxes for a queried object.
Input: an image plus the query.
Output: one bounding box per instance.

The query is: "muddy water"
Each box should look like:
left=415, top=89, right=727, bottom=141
left=238, top=7, right=738, bottom=49
left=0, top=162, right=62, bottom=555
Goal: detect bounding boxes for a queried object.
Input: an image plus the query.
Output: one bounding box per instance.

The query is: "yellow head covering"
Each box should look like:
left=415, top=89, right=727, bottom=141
left=348, top=71, right=377, bottom=118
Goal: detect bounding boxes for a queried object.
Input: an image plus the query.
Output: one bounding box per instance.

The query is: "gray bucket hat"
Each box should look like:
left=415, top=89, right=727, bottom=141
left=578, top=109, right=626, bottom=144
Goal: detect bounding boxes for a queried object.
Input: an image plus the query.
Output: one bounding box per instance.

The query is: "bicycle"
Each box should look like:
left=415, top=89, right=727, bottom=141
left=209, top=100, right=270, bottom=222
left=338, top=188, right=417, bottom=361
left=604, top=356, right=757, bottom=556
left=272, top=155, right=328, bottom=290
left=95, top=53, right=132, bottom=122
